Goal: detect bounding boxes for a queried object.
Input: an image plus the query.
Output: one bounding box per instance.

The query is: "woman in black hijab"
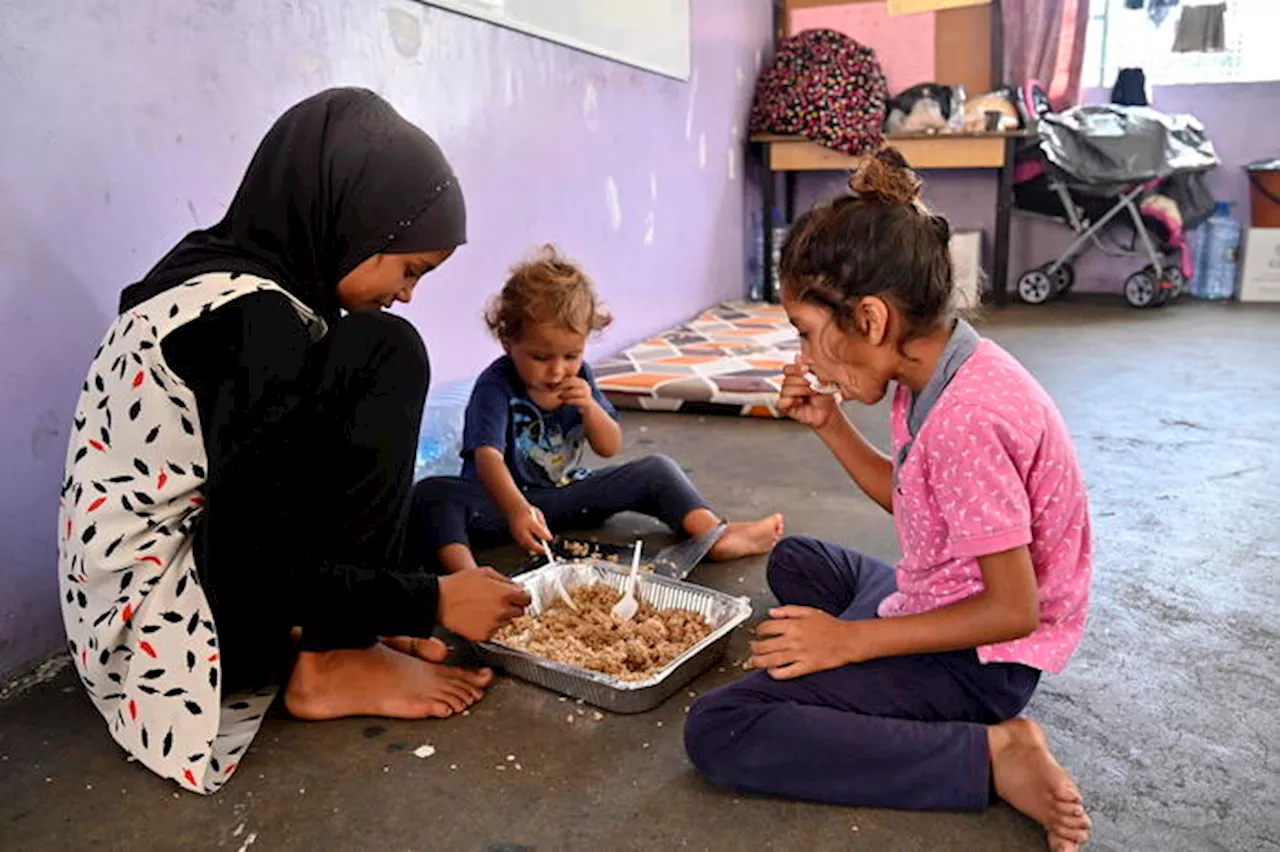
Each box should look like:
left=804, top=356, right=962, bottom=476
left=59, top=88, right=528, bottom=793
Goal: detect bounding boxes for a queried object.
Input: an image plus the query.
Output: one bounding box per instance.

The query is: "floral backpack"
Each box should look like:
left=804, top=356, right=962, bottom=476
left=749, top=29, right=889, bottom=156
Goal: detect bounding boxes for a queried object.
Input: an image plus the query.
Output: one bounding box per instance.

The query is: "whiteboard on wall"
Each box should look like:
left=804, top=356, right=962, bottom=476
left=420, top=0, right=691, bottom=80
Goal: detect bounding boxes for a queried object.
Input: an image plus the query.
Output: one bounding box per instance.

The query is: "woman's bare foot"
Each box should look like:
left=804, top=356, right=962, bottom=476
left=989, top=718, right=1092, bottom=850
left=379, top=635, right=449, bottom=662
left=284, top=642, right=493, bottom=721
left=708, top=514, right=785, bottom=562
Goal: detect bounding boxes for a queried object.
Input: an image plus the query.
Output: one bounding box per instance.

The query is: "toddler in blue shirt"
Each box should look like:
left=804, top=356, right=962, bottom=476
left=413, top=246, right=784, bottom=573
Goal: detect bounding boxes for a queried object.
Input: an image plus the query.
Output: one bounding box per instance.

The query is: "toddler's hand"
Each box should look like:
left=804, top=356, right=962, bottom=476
left=778, top=356, right=839, bottom=430
left=557, top=376, right=594, bottom=410
left=508, top=505, right=552, bottom=554
left=437, top=566, right=531, bottom=642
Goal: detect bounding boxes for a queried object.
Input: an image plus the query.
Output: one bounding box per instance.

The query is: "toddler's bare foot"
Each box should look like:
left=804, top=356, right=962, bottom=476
left=989, top=718, right=1091, bottom=850
left=708, top=514, right=785, bottom=562
left=284, top=642, right=492, bottom=721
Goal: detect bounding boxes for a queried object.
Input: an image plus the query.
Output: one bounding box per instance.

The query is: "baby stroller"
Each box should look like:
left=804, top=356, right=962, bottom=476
left=1012, top=83, right=1220, bottom=308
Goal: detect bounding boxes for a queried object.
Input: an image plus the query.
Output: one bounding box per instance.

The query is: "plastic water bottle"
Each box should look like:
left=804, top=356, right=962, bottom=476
left=949, top=85, right=967, bottom=131
left=1199, top=201, right=1243, bottom=300
left=414, top=376, right=477, bottom=480
left=1186, top=225, right=1207, bottom=298
left=769, top=209, right=789, bottom=300
left=747, top=207, right=764, bottom=301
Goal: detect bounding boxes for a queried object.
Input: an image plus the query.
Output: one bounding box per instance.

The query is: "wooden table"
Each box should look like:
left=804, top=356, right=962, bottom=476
left=753, top=132, right=1027, bottom=304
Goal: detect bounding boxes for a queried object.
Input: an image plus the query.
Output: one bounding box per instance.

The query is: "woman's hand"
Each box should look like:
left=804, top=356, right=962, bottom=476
left=748, top=606, right=863, bottom=679
left=437, top=566, right=531, bottom=641
left=507, top=505, right=552, bottom=554
left=778, top=357, right=840, bottom=431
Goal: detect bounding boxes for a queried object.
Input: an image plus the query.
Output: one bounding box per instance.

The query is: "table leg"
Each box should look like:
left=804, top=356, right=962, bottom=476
left=992, top=136, right=1016, bottom=306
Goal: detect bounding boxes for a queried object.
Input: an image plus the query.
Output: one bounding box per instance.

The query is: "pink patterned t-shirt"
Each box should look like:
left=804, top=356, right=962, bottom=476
left=877, top=339, right=1092, bottom=674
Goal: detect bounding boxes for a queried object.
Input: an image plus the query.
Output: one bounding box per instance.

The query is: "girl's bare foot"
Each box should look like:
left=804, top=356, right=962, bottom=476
left=708, top=514, right=785, bottom=562
left=989, top=718, right=1092, bottom=850
left=284, top=642, right=493, bottom=721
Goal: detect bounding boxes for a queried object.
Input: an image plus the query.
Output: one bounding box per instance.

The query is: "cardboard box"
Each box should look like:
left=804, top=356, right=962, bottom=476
left=1240, top=228, right=1280, bottom=302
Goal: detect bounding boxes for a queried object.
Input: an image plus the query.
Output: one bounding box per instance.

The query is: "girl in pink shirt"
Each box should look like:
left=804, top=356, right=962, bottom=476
left=684, top=148, right=1093, bottom=851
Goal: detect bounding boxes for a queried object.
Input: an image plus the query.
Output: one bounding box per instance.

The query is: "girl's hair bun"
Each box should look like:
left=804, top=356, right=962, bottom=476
left=783, top=144, right=957, bottom=348
left=848, top=146, right=923, bottom=206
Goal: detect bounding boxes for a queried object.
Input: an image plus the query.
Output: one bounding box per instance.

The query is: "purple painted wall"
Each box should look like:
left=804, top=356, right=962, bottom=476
left=795, top=82, right=1280, bottom=295
left=0, top=0, right=771, bottom=676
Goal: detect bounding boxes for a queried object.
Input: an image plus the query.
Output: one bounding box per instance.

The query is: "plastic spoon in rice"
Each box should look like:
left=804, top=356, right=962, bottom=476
left=530, top=507, right=576, bottom=611
left=611, top=540, right=644, bottom=623
left=540, top=538, right=579, bottom=612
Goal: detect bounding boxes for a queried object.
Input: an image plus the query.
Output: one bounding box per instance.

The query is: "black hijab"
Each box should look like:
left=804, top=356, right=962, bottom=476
left=120, top=88, right=466, bottom=322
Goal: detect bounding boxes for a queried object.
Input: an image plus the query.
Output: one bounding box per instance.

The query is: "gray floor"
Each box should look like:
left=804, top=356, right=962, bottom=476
left=2, top=300, right=1278, bottom=851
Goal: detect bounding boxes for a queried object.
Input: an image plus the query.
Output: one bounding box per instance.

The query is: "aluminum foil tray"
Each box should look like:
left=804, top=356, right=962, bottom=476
left=476, top=560, right=751, bottom=714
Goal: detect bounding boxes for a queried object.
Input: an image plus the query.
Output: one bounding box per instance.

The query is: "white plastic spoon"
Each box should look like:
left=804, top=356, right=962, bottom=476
left=541, top=538, right=579, bottom=612
left=611, top=540, right=644, bottom=623
left=805, top=370, right=840, bottom=395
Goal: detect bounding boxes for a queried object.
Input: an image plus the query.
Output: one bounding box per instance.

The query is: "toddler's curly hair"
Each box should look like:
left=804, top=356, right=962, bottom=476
left=485, top=245, right=613, bottom=344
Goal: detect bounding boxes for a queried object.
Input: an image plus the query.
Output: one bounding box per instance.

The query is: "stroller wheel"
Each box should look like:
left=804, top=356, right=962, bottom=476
left=1165, top=266, right=1186, bottom=300
left=1149, top=264, right=1177, bottom=307
left=1049, top=263, right=1075, bottom=294
left=1124, top=269, right=1159, bottom=308
left=1017, top=268, right=1054, bottom=305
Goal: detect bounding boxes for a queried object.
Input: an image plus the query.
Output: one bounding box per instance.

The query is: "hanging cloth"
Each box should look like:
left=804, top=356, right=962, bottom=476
left=1172, top=3, right=1226, bottom=53
left=1111, top=68, right=1150, bottom=106
left=1149, top=0, right=1181, bottom=26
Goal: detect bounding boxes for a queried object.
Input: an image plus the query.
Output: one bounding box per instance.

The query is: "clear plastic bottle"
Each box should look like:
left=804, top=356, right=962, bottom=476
left=747, top=208, right=787, bottom=302
left=770, top=208, right=788, bottom=298
left=747, top=207, right=764, bottom=301
left=1199, top=201, right=1243, bottom=300
left=1186, top=224, right=1207, bottom=298
left=949, top=85, right=967, bottom=131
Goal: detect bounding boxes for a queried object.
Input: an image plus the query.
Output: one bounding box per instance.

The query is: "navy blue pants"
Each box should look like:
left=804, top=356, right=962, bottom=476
left=684, top=536, right=1040, bottom=812
left=411, top=454, right=710, bottom=558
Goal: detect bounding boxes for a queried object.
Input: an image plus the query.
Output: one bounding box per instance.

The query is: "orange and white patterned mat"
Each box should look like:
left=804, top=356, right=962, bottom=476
left=593, top=301, right=798, bottom=418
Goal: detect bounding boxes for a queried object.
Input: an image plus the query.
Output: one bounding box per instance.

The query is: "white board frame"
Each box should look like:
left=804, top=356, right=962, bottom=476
left=417, top=0, right=692, bottom=80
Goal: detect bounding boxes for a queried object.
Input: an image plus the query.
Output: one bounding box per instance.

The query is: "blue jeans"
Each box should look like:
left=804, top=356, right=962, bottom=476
left=410, top=454, right=710, bottom=559
left=683, top=536, right=1040, bottom=812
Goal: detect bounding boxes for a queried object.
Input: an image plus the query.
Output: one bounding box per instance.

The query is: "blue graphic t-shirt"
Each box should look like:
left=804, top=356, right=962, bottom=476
left=460, top=356, right=619, bottom=489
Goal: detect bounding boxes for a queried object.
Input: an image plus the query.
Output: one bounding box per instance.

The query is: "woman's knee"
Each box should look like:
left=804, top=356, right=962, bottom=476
left=412, top=474, right=457, bottom=499
left=331, top=311, right=429, bottom=382
left=410, top=476, right=474, bottom=516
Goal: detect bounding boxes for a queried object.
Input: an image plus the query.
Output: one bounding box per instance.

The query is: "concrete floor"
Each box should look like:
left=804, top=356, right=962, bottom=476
left=2, top=300, right=1278, bottom=851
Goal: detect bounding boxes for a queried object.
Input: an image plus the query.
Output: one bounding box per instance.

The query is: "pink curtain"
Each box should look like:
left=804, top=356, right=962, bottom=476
left=1001, top=0, right=1090, bottom=110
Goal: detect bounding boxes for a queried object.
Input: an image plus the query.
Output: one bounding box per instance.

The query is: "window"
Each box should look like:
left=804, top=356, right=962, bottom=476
left=1084, top=0, right=1280, bottom=88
